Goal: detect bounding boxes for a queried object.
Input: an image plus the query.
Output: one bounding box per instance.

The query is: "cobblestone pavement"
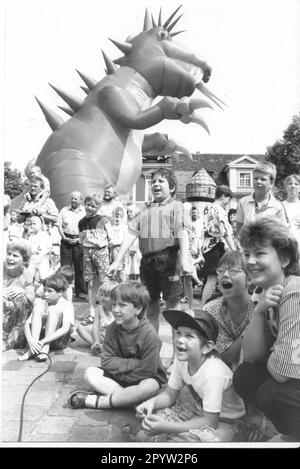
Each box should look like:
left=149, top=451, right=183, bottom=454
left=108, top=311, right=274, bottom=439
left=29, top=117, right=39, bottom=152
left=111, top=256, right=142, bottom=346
left=1, top=296, right=193, bottom=445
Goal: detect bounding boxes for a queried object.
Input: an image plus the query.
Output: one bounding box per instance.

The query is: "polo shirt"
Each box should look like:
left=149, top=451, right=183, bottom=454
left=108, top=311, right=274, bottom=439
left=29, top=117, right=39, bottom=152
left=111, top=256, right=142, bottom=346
left=236, top=193, right=288, bottom=226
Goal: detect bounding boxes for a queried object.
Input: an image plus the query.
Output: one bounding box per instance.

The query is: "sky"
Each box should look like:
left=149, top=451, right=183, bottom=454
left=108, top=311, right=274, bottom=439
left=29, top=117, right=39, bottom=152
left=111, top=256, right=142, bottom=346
left=1, top=0, right=300, bottom=170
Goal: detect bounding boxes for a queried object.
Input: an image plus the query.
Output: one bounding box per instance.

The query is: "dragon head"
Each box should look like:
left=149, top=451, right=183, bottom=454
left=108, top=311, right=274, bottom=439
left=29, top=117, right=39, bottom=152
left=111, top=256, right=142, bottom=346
left=110, top=6, right=212, bottom=99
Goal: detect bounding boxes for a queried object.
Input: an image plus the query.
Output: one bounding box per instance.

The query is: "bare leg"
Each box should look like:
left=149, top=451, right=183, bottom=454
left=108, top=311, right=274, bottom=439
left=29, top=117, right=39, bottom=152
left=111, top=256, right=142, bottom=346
left=201, top=274, right=217, bottom=306
left=165, top=297, right=181, bottom=370
left=87, top=279, right=95, bottom=316
left=183, top=276, right=193, bottom=309
left=76, top=324, right=94, bottom=346
left=41, top=308, right=61, bottom=355
left=146, top=298, right=160, bottom=332
left=84, top=367, right=159, bottom=409
left=18, top=300, right=45, bottom=361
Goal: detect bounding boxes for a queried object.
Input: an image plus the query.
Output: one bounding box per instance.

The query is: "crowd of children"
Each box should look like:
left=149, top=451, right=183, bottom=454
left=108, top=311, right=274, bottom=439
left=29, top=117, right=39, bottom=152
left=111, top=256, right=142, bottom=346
left=2, top=162, right=300, bottom=443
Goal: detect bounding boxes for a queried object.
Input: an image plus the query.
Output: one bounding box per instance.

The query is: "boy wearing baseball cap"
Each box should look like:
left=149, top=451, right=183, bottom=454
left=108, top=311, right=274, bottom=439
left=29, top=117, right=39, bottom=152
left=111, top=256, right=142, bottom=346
left=136, top=310, right=245, bottom=442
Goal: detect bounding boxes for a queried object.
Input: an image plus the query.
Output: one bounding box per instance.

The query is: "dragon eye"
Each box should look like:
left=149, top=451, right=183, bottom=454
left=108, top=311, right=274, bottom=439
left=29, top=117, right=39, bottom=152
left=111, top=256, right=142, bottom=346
left=159, top=30, right=169, bottom=40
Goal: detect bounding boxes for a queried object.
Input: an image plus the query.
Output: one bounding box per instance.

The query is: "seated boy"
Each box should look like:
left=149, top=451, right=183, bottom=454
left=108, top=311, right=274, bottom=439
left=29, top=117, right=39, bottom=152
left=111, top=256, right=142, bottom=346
left=18, top=273, right=75, bottom=362
left=136, top=310, right=245, bottom=442
left=68, top=281, right=167, bottom=409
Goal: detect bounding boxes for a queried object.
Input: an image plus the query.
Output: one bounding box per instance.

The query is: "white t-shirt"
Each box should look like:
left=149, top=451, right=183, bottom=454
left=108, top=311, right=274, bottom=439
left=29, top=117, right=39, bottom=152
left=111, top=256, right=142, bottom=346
left=283, top=200, right=300, bottom=247
left=168, top=355, right=245, bottom=419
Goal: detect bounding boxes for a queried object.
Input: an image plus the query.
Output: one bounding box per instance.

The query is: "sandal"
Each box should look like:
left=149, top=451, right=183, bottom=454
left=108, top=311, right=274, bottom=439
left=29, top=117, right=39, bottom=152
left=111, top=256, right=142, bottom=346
left=35, top=353, right=48, bottom=362
left=80, top=316, right=94, bottom=326
left=68, top=390, right=93, bottom=409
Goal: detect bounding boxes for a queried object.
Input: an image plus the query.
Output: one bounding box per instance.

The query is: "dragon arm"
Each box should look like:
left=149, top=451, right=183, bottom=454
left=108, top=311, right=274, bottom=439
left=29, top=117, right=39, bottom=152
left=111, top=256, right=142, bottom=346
left=98, top=85, right=211, bottom=131
left=98, top=85, right=164, bottom=130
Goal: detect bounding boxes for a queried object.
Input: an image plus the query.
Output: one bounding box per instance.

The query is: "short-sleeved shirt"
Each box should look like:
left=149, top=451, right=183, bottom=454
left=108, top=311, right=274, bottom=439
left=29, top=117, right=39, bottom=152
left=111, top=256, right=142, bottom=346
left=202, top=203, right=233, bottom=253
left=203, top=297, right=253, bottom=369
left=58, top=205, right=86, bottom=236
left=236, top=192, right=288, bottom=227
left=168, top=355, right=245, bottom=419
left=78, top=215, right=110, bottom=248
left=19, top=192, right=58, bottom=222
left=128, top=196, right=191, bottom=256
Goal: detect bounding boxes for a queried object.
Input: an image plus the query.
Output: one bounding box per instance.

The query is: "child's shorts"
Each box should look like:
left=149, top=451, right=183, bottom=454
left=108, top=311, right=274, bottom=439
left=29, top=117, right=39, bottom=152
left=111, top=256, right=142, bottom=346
left=138, top=401, right=242, bottom=443
left=83, top=246, right=110, bottom=283
left=140, top=247, right=183, bottom=302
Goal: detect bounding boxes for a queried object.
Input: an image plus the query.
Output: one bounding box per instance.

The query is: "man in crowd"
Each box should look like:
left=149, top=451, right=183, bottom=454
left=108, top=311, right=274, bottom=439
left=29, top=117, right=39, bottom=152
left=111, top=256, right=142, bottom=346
left=18, top=177, right=58, bottom=225
left=57, top=191, right=86, bottom=299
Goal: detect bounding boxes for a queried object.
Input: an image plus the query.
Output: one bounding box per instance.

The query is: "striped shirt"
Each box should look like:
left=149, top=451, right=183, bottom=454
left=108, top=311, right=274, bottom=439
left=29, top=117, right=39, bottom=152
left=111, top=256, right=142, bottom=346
left=128, top=196, right=191, bottom=255
left=253, top=276, right=300, bottom=379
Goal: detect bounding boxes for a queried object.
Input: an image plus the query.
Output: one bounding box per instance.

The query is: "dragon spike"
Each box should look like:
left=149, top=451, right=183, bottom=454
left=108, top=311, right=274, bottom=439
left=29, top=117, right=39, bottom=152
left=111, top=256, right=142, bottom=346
left=151, top=13, right=157, bottom=27
left=170, top=30, right=187, bottom=38
left=34, top=96, right=64, bottom=131
left=166, top=14, right=183, bottom=33
left=196, top=83, right=229, bottom=110
left=158, top=7, right=162, bottom=26
left=49, top=83, right=84, bottom=111
left=113, top=56, right=125, bottom=66
left=143, top=8, right=152, bottom=31
left=75, top=69, right=97, bottom=90
left=80, top=86, right=90, bottom=94
left=58, top=105, right=75, bottom=117
left=102, top=50, right=118, bottom=74
left=109, top=37, right=132, bottom=55
left=163, top=5, right=182, bottom=29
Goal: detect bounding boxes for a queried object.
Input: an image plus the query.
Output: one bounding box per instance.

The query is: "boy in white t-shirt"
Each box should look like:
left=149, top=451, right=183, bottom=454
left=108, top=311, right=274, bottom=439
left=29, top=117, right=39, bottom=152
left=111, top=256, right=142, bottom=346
left=136, top=310, right=245, bottom=442
left=18, top=274, right=74, bottom=362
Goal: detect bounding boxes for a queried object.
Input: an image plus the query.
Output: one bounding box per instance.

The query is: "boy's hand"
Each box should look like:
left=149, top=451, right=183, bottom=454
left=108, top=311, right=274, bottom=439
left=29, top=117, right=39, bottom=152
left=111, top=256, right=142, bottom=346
left=91, top=342, right=102, bottom=354
left=142, top=414, right=169, bottom=434
left=107, top=261, right=119, bottom=277
left=255, top=284, right=283, bottom=314
left=28, top=339, right=42, bottom=355
left=136, top=399, right=155, bottom=419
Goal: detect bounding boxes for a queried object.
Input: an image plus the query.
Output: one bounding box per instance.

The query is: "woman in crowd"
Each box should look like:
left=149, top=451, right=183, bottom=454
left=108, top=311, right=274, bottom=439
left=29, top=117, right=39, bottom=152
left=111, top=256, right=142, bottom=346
left=3, top=240, right=35, bottom=350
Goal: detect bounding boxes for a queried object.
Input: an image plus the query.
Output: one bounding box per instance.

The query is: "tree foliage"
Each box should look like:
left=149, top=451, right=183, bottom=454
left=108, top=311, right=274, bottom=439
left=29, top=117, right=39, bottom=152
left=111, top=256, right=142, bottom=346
left=4, top=162, right=23, bottom=199
left=265, top=113, right=300, bottom=187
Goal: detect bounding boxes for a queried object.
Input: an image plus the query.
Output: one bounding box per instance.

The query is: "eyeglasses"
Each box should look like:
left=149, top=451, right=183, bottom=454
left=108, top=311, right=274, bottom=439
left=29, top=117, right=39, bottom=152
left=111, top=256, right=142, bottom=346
left=216, top=267, right=244, bottom=276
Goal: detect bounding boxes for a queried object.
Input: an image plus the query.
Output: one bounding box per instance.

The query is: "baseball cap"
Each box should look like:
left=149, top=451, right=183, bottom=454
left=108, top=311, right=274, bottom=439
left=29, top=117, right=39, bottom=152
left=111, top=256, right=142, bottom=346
left=163, top=309, right=219, bottom=342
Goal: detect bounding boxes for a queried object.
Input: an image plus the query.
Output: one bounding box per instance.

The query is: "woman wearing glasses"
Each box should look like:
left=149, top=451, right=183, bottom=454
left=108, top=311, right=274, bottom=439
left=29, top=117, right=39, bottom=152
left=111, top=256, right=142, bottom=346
left=202, top=250, right=253, bottom=371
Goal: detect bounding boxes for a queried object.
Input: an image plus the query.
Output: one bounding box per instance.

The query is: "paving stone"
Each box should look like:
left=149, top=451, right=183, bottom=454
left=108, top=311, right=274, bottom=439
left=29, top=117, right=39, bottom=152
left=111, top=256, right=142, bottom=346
left=34, top=415, right=75, bottom=434
left=25, top=432, right=70, bottom=442
left=24, top=382, right=63, bottom=407
left=49, top=360, right=76, bottom=373
left=2, top=383, right=29, bottom=397
left=2, top=420, right=36, bottom=443
left=75, top=411, right=110, bottom=427
left=1, top=370, right=19, bottom=381
left=67, top=424, right=113, bottom=442
left=2, top=359, right=26, bottom=371
left=5, top=404, right=47, bottom=422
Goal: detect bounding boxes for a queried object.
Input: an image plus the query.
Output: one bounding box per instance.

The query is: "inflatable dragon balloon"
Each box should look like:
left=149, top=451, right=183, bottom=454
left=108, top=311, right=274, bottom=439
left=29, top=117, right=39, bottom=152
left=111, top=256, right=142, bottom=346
left=35, top=6, right=226, bottom=209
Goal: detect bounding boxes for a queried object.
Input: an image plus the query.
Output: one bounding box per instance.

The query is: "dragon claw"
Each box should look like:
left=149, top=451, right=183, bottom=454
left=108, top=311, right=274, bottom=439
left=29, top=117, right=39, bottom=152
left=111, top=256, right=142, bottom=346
left=180, top=112, right=210, bottom=134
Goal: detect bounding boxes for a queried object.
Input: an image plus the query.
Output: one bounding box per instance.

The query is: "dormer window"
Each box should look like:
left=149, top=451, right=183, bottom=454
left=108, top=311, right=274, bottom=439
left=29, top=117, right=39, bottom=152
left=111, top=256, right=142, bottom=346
left=238, top=171, right=252, bottom=188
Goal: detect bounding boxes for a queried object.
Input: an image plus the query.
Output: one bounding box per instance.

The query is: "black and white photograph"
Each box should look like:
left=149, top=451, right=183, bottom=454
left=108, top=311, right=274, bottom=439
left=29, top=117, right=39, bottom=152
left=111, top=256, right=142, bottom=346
left=1, top=0, right=300, bottom=452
